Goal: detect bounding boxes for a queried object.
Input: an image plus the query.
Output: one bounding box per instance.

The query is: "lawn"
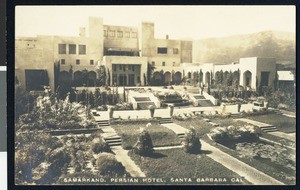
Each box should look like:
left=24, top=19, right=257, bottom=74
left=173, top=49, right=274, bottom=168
left=129, top=148, right=251, bottom=185
left=173, top=118, right=213, bottom=137
left=246, top=113, right=296, bottom=133
left=111, top=121, right=181, bottom=149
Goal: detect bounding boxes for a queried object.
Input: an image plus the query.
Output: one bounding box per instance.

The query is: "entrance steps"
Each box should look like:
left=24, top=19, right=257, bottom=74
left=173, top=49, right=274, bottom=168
left=159, top=117, right=173, bottom=124
left=235, top=118, right=278, bottom=133
left=96, top=120, right=110, bottom=127
left=177, top=133, right=186, bottom=141
left=104, top=135, right=122, bottom=147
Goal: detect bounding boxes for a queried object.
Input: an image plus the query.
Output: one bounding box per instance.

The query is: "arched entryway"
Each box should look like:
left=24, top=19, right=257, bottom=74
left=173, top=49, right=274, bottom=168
left=151, top=71, right=163, bottom=86
left=243, top=70, right=252, bottom=88
left=174, top=71, right=182, bottom=84
left=88, top=71, right=97, bottom=87
left=73, top=71, right=83, bottom=87
left=164, top=71, right=172, bottom=84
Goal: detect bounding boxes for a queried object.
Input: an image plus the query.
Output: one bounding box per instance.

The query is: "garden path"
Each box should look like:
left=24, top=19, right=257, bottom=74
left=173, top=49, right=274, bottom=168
left=153, top=145, right=183, bottom=150
left=111, top=146, right=146, bottom=177
left=161, top=122, right=284, bottom=185
left=161, top=123, right=189, bottom=134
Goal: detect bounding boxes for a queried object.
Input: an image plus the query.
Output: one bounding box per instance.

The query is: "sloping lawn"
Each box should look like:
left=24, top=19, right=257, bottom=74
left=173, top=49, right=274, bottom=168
left=129, top=148, right=250, bottom=185
left=111, top=122, right=181, bottom=149
left=174, top=119, right=213, bottom=137
left=246, top=113, right=296, bottom=133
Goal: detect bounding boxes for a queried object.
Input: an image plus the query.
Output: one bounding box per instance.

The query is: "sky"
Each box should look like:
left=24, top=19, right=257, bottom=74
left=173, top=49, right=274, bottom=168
left=15, top=6, right=295, bottom=40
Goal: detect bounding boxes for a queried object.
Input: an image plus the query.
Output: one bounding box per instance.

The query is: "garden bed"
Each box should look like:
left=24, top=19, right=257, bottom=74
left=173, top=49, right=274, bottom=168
left=128, top=149, right=250, bottom=185
left=203, top=135, right=295, bottom=185
left=111, top=122, right=181, bottom=149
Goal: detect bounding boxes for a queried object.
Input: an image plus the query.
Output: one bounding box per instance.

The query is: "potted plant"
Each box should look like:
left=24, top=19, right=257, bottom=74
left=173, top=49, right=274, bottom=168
left=148, top=105, right=155, bottom=118
left=168, top=104, right=175, bottom=117
left=107, top=105, right=115, bottom=119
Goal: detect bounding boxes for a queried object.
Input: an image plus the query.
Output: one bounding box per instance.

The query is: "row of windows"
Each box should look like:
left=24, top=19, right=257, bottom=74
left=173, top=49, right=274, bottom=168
left=157, top=47, right=179, bottom=55
left=58, top=44, right=86, bottom=55
left=151, top=61, right=177, bottom=67
left=60, top=59, right=94, bottom=65
left=104, top=30, right=137, bottom=38
left=112, top=65, right=136, bottom=72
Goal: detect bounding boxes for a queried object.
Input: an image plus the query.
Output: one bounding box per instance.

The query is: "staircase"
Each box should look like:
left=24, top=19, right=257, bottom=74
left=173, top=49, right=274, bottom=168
left=104, top=135, right=122, bottom=147
left=96, top=120, right=110, bottom=127
left=177, top=133, right=186, bottom=141
left=159, top=117, right=173, bottom=124
left=198, top=99, right=214, bottom=107
left=259, top=126, right=278, bottom=133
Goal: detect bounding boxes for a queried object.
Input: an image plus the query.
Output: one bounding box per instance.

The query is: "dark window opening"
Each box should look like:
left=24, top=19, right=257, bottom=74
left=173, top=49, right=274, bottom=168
left=261, top=72, right=270, bottom=86
left=157, top=47, right=168, bottom=54
left=25, top=70, right=49, bottom=91
left=76, top=59, right=80, bottom=65
left=162, top=62, right=166, bottom=66
left=69, top=44, right=76, bottom=54
left=58, top=44, right=66, bottom=54
left=90, top=60, right=94, bottom=65
left=79, top=45, right=86, bottom=55
left=60, top=59, right=65, bottom=65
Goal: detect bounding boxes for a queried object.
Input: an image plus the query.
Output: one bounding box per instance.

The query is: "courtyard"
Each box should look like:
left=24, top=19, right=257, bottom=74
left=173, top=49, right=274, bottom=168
left=15, top=84, right=296, bottom=185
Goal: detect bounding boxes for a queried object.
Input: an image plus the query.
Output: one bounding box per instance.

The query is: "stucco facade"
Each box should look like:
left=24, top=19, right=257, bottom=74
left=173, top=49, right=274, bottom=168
left=15, top=16, right=278, bottom=91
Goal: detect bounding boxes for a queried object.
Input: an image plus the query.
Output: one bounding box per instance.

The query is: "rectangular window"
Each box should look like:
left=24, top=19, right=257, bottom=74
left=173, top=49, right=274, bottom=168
left=113, top=65, right=116, bottom=71
left=76, top=59, right=80, bottom=65
left=60, top=59, right=65, bottom=65
left=90, top=60, right=94, bottom=65
left=119, top=65, right=122, bottom=70
left=152, top=61, right=155, bottom=66
left=108, top=30, right=115, bottom=37
left=173, top=48, right=179, bottom=54
left=131, top=32, right=137, bottom=38
left=58, top=44, right=66, bottom=54
left=162, top=62, right=166, bottom=66
left=117, top=31, right=123, bottom=38
left=125, top=32, right=130, bottom=38
left=104, top=30, right=108, bottom=37
left=157, top=47, right=168, bottom=54
left=123, top=65, right=125, bottom=71
left=69, top=44, right=76, bottom=54
left=79, top=45, right=86, bottom=55
left=132, top=65, right=135, bottom=71
left=173, top=62, right=175, bottom=66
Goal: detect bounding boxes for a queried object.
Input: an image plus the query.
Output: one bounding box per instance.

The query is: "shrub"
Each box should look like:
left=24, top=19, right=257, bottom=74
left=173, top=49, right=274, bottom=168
left=46, top=147, right=71, bottom=168
left=96, top=153, right=127, bottom=177
left=133, top=129, right=154, bottom=156
left=183, top=128, right=202, bottom=153
left=91, top=138, right=110, bottom=154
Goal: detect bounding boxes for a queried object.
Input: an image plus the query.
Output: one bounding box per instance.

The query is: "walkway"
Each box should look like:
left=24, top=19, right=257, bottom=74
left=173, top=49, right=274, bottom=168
left=162, top=122, right=284, bottom=185
left=161, top=123, right=189, bottom=134
left=111, top=146, right=146, bottom=177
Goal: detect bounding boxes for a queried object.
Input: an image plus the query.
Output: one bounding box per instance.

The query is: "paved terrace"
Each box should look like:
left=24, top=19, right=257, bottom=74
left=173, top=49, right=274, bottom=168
left=93, top=103, right=254, bottom=120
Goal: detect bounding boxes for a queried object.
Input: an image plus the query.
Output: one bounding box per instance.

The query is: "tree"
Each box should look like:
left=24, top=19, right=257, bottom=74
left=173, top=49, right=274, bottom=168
left=147, top=63, right=156, bottom=86
left=97, top=65, right=107, bottom=86
left=106, top=69, right=111, bottom=86
left=53, top=61, right=60, bottom=91
left=183, top=128, right=201, bottom=154
left=133, top=129, right=154, bottom=156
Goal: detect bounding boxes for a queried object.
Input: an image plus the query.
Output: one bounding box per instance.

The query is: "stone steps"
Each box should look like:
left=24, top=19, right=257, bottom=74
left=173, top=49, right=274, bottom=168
left=104, top=135, right=122, bottom=147
left=96, top=120, right=110, bottom=127
left=177, top=133, right=186, bottom=140
left=159, top=117, right=173, bottom=124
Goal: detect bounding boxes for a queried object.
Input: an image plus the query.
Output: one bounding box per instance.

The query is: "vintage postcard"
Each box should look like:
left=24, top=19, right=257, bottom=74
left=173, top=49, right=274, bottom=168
left=14, top=5, right=295, bottom=186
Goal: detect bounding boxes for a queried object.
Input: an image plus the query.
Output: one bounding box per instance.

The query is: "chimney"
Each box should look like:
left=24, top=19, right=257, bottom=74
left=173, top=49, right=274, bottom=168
left=79, top=27, right=86, bottom=37
left=166, top=35, right=169, bottom=40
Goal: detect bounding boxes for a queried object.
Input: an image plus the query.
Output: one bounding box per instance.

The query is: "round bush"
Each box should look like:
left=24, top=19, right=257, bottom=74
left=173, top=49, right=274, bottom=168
left=183, top=128, right=201, bottom=153
left=96, top=153, right=127, bottom=176
left=91, top=138, right=110, bottom=154
left=133, top=129, right=154, bottom=156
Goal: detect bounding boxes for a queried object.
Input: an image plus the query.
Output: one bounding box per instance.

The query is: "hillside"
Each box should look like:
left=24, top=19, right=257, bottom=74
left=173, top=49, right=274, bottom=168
left=192, top=31, right=295, bottom=66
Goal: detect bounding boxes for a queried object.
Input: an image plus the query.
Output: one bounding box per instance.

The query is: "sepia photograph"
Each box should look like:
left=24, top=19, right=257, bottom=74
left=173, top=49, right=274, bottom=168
left=14, top=5, right=296, bottom=185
